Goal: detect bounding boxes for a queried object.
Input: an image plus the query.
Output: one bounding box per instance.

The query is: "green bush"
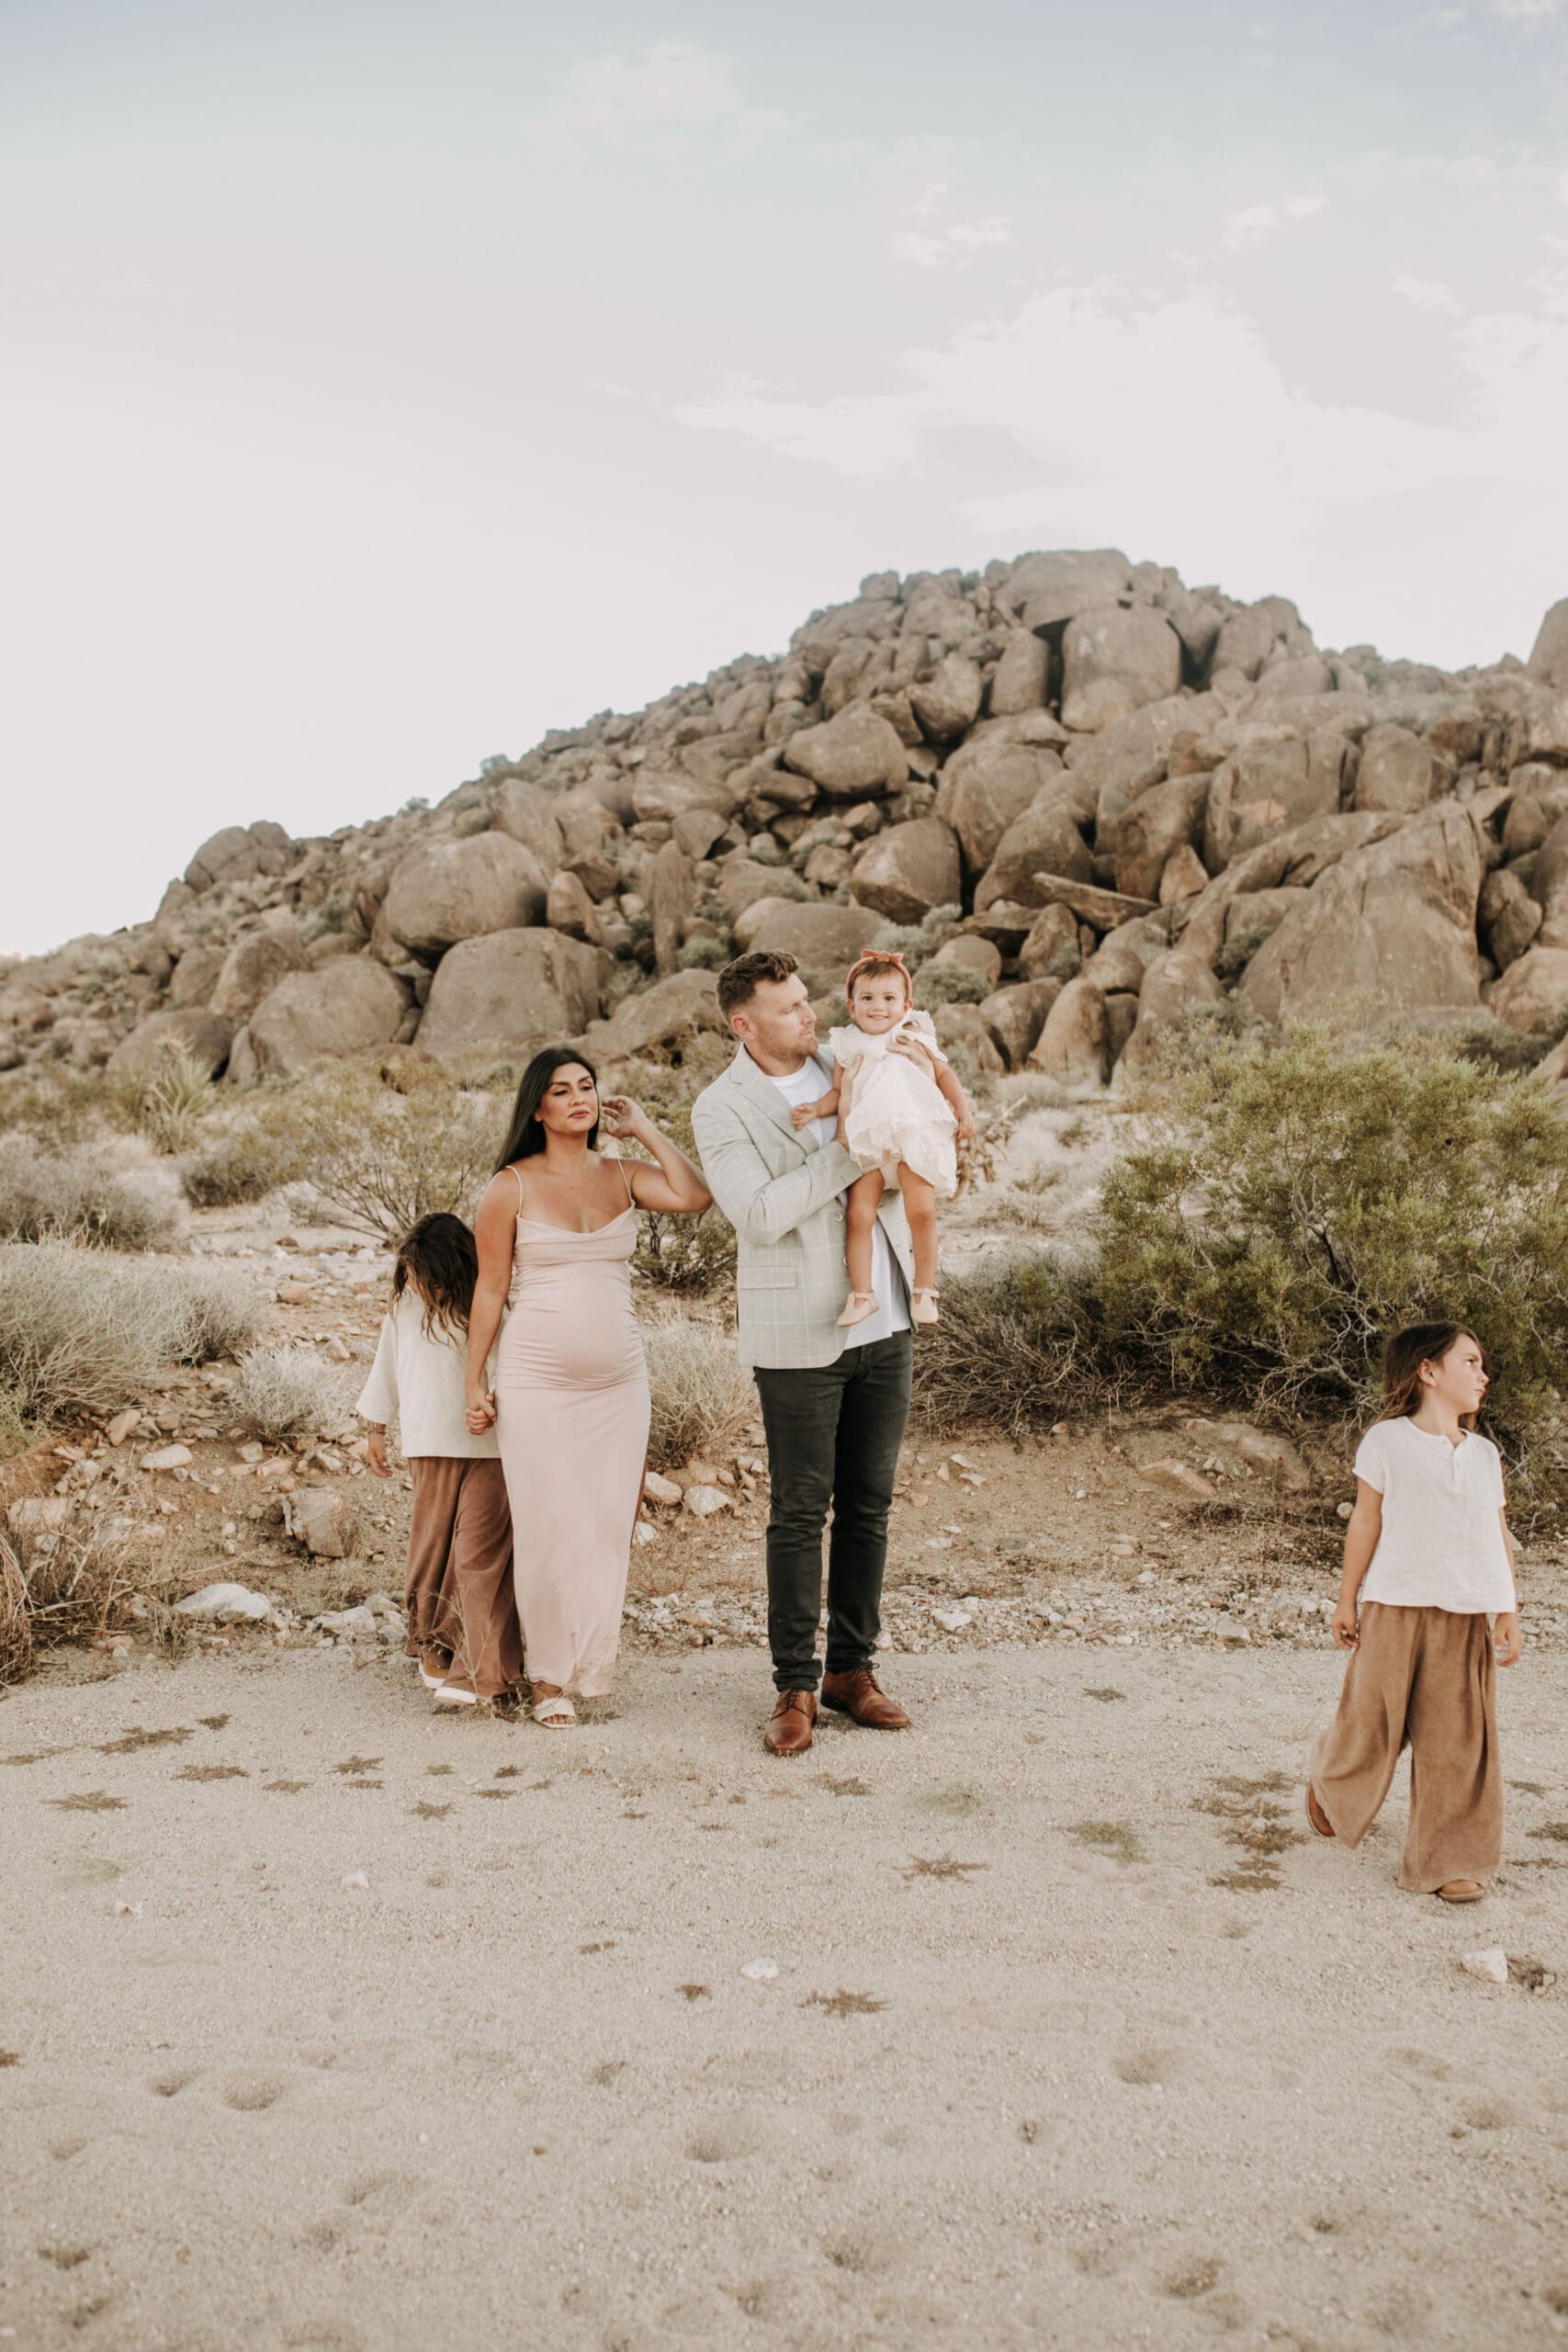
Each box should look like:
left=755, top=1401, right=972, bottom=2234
left=914, top=1248, right=1109, bottom=1436
left=914, top=959, right=987, bottom=1010
left=676, top=936, right=729, bottom=972
left=1098, top=1025, right=1568, bottom=1450
left=870, top=904, right=961, bottom=972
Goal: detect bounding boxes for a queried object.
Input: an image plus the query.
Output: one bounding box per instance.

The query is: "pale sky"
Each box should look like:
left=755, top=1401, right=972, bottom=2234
left=4, top=0, right=1567, bottom=957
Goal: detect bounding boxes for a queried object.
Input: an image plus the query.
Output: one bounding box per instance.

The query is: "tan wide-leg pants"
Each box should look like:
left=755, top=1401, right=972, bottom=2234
left=404, top=1457, right=522, bottom=1699
left=1310, top=1601, right=1502, bottom=1893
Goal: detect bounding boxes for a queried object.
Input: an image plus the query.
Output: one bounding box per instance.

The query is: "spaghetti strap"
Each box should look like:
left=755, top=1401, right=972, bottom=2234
left=511, top=1166, right=525, bottom=1216
left=615, top=1154, right=637, bottom=1210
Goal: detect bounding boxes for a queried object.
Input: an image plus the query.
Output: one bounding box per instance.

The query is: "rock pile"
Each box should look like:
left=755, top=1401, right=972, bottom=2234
left=6, top=554, right=1568, bottom=1093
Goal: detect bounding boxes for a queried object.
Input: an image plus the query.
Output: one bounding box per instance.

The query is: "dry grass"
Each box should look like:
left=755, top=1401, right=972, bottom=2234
left=228, top=1344, right=355, bottom=1447
left=0, top=1244, right=265, bottom=1427
left=1, top=1507, right=140, bottom=1685
left=644, top=1317, right=754, bottom=1468
left=0, top=1134, right=185, bottom=1250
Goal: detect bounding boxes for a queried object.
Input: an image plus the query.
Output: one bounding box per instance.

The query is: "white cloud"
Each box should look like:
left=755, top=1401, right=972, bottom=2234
left=892, top=215, right=1012, bottom=267
left=1221, top=195, right=1325, bottom=251
left=1392, top=272, right=1465, bottom=315
left=546, top=40, right=782, bottom=137
left=1487, top=0, right=1559, bottom=18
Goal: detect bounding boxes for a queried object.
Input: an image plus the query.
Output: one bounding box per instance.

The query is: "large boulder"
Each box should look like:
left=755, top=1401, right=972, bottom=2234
left=167, top=944, right=226, bottom=1009
left=1488, top=946, right=1568, bottom=1036
left=987, top=629, right=1051, bottom=716
left=184, top=820, right=293, bottom=894
left=1113, top=949, right=1224, bottom=1087
left=933, top=1003, right=1006, bottom=1074
left=209, top=927, right=309, bottom=1021
left=975, top=787, right=1095, bottom=910
left=416, top=930, right=603, bottom=1066
left=935, top=739, right=1066, bottom=875
left=910, top=652, right=983, bottom=743
left=979, top=979, right=1060, bottom=1069
left=490, top=779, right=565, bottom=871
left=1015, top=902, right=1081, bottom=983
left=1527, top=596, right=1568, bottom=692
left=1027, top=976, right=1110, bottom=1091
left=851, top=818, right=962, bottom=925
left=1251, top=653, right=1335, bottom=703
left=1202, top=737, right=1342, bottom=871
left=1352, top=723, right=1439, bottom=815
left=1242, top=803, right=1483, bottom=1025
left=107, top=1007, right=234, bottom=1079
left=545, top=870, right=603, bottom=945
left=383, top=833, right=548, bottom=957
left=584, top=968, right=724, bottom=1059
left=1114, top=775, right=1212, bottom=901
left=715, top=858, right=810, bottom=924
left=731, top=899, right=884, bottom=969
left=649, top=841, right=693, bottom=975
left=248, top=960, right=407, bottom=1077
left=1060, top=608, right=1182, bottom=733
left=1477, top=868, right=1541, bottom=971
left=1529, top=809, right=1568, bottom=948
left=781, top=705, right=909, bottom=798
left=1177, top=809, right=1405, bottom=965
left=1217, top=888, right=1310, bottom=977
left=1007, top=549, right=1132, bottom=632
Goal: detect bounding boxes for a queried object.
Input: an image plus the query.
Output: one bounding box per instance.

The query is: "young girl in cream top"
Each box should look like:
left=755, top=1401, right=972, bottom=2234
left=1307, top=1322, right=1523, bottom=1903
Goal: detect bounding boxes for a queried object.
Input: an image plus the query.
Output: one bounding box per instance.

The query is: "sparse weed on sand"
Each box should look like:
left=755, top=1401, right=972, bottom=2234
left=0, top=1134, right=185, bottom=1251
left=228, top=1345, right=355, bottom=1448
left=644, top=1317, right=753, bottom=1469
left=0, top=1243, right=263, bottom=1425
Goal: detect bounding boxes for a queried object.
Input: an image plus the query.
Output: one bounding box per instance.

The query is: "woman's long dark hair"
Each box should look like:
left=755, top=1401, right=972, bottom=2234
left=390, top=1213, right=479, bottom=1342
left=494, top=1046, right=600, bottom=1169
left=1374, top=1321, right=1483, bottom=1427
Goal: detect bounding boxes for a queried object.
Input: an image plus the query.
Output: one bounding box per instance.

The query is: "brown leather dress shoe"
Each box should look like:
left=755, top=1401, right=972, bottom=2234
left=819, top=1668, right=910, bottom=1729
left=764, top=1690, right=817, bottom=1756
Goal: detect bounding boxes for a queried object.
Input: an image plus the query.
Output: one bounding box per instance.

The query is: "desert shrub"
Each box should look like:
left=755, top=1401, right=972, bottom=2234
left=914, top=1248, right=1111, bottom=1436
left=913, top=959, right=988, bottom=1011
left=644, top=1317, right=753, bottom=1467
left=1098, top=1025, right=1568, bottom=1450
left=869, top=903, right=962, bottom=971
left=229, top=1344, right=355, bottom=1446
left=0, top=1134, right=185, bottom=1250
left=0, top=1244, right=258, bottom=1426
left=677, top=936, right=729, bottom=972
left=0, top=1064, right=141, bottom=1148
left=169, top=1261, right=265, bottom=1363
left=179, top=1121, right=283, bottom=1208
left=1, top=1505, right=139, bottom=1682
left=199, top=1059, right=505, bottom=1238
left=609, top=1091, right=739, bottom=1293
left=137, top=1051, right=214, bottom=1155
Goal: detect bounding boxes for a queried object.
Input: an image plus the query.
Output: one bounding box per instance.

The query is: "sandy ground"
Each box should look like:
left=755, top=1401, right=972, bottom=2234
left=3, top=1639, right=1566, bottom=2352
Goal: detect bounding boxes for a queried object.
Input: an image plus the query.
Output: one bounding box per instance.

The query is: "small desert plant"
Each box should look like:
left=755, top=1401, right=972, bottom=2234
left=0, top=1134, right=185, bottom=1250
left=1098, top=1024, right=1568, bottom=1449
left=869, top=904, right=962, bottom=971
left=0, top=1244, right=260, bottom=1426
left=914, top=1248, right=1111, bottom=1436
left=229, top=1344, right=355, bottom=1447
left=137, top=1051, right=214, bottom=1155
left=644, top=1317, right=753, bottom=1467
left=1, top=1507, right=140, bottom=1683
left=231, top=1060, right=505, bottom=1238
left=0, top=1064, right=142, bottom=1149
left=676, top=936, right=729, bottom=972
left=913, top=959, right=988, bottom=1011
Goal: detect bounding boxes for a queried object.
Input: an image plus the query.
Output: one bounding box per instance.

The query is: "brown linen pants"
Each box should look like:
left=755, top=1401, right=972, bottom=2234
left=404, top=1457, right=522, bottom=1699
left=1310, top=1602, right=1502, bottom=1894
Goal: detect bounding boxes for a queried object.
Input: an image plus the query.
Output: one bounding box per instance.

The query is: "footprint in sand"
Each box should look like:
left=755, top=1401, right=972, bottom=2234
left=217, top=2074, right=288, bottom=2113
left=685, top=2116, right=767, bottom=2165
left=148, top=2068, right=197, bottom=2098
left=1113, top=2042, right=1186, bottom=2088
left=38, top=2244, right=93, bottom=2269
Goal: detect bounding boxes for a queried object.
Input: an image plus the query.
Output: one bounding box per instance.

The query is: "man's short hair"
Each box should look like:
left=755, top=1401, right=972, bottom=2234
left=716, top=949, right=800, bottom=1020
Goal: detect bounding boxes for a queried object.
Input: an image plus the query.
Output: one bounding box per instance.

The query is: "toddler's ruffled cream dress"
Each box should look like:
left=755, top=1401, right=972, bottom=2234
left=828, top=1009, right=958, bottom=1197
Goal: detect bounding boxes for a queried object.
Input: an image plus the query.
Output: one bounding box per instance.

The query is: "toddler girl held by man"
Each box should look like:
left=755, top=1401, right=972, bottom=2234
left=357, top=1212, right=522, bottom=1708
left=791, top=951, right=975, bottom=1329
left=1308, top=1322, right=1523, bottom=1903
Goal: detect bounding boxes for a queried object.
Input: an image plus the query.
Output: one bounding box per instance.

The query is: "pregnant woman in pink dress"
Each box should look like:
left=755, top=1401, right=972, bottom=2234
left=464, top=1048, right=712, bottom=1726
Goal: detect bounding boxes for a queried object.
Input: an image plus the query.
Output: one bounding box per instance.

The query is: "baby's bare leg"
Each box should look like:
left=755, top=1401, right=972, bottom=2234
left=898, top=1168, right=939, bottom=1293
left=844, top=1169, right=886, bottom=1295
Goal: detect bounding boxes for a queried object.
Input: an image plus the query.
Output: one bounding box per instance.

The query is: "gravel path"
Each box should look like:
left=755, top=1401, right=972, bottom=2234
left=2, top=1642, right=1565, bottom=2350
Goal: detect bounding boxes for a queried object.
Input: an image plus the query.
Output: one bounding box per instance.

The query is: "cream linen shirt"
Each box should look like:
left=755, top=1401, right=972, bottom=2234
left=1354, top=1417, right=1514, bottom=1613
left=356, top=1295, right=499, bottom=1460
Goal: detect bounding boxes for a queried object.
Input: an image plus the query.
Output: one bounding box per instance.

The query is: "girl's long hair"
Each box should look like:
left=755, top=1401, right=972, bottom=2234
left=1373, top=1321, right=1483, bottom=1427
left=390, top=1213, right=479, bottom=1343
left=494, top=1046, right=600, bottom=1170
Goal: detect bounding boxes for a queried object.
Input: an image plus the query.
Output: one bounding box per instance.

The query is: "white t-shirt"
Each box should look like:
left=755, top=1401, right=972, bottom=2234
left=766, top=1061, right=910, bottom=1350
left=356, top=1295, right=500, bottom=1460
left=1353, top=1417, right=1514, bottom=1613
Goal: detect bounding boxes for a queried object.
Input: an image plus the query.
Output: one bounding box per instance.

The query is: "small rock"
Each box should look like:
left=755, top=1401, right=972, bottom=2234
left=283, top=1488, right=352, bottom=1558
left=111, top=1900, right=144, bottom=1918
left=1459, top=1947, right=1508, bottom=1984
left=276, top=1282, right=313, bottom=1306
left=143, top=1445, right=194, bottom=1473
left=105, top=1409, right=141, bottom=1447
left=1336, top=1500, right=1354, bottom=1521
left=683, top=1456, right=720, bottom=1486
left=740, top=1957, right=779, bottom=1982
left=173, top=1582, right=272, bottom=1623
left=949, top=1451, right=979, bottom=1471
left=316, top=1604, right=376, bottom=1634
left=322, top=1338, right=353, bottom=1363
left=642, top=1470, right=683, bottom=1507
left=683, top=1485, right=730, bottom=1518
left=932, top=1608, right=974, bottom=1633
left=1139, top=1459, right=1217, bottom=1503
left=341, top=1871, right=369, bottom=1891
left=633, top=1521, right=659, bottom=1545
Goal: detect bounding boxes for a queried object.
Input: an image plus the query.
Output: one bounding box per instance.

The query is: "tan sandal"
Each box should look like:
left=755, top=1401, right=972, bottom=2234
left=911, top=1287, right=940, bottom=1328
left=1436, top=1879, right=1484, bottom=1903
left=532, top=1694, right=577, bottom=1728
left=1305, top=1784, right=1334, bottom=1838
left=836, top=1292, right=878, bottom=1329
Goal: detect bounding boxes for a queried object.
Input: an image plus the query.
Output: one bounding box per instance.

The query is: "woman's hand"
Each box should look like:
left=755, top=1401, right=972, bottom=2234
left=1331, top=1598, right=1359, bottom=1650
left=1495, top=1611, right=1523, bottom=1667
left=465, top=1390, right=497, bottom=1435
left=598, top=1094, right=649, bottom=1142
left=365, top=1427, right=390, bottom=1478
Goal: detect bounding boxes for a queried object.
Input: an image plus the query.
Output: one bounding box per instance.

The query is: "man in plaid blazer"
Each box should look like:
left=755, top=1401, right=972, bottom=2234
left=691, top=950, right=917, bottom=1755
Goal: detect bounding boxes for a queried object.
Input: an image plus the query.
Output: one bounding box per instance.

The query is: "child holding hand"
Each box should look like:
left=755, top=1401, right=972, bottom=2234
left=358, top=1213, right=522, bottom=1709
left=792, top=950, right=975, bottom=1329
left=1307, top=1321, right=1522, bottom=1903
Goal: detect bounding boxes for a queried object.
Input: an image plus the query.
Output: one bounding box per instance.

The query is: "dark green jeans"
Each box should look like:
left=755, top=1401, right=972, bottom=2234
left=753, top=1331, right=913, bottom=1692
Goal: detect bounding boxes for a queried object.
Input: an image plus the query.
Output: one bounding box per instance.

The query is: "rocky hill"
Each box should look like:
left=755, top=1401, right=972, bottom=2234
left=6, top=549, right=1568, bottom=1096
